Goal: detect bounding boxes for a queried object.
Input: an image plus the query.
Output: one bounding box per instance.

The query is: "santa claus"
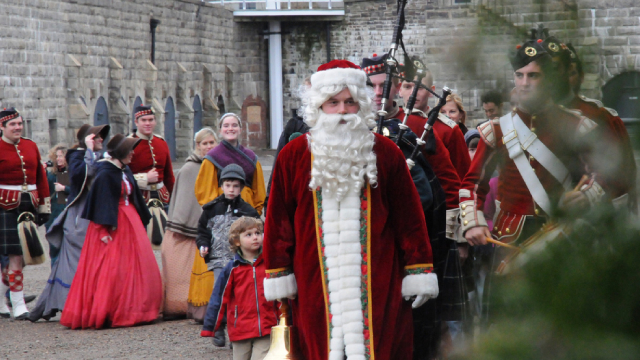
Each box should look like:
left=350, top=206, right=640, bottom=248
left=263, top=60, right=439, bottom=360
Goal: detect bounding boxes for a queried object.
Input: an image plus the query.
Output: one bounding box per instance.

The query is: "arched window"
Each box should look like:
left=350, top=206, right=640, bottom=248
left=94, top=96, right=110, bottom=141
left=164, top=97, right=177, bottom=161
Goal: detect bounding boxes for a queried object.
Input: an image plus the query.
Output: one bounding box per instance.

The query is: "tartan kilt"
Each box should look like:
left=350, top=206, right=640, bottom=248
left=0, top=207, right=22, bottom=255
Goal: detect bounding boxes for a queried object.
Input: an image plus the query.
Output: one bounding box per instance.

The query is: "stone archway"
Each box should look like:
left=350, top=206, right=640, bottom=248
left=93, top=96, right=110, bottom=141
left=602, top=71, right=640, bottom=122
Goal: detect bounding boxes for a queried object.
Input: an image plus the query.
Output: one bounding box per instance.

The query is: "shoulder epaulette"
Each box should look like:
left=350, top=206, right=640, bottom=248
left=603, top=107, right=619, bottom=117
left=154, top=134, right=165, bottom=141
left=579, top=95, right=604, bottom=108
left=437, top=113, right=457, bottom=128
left=477, top=119, right=498, bottom=148
left=558, top=106, right=584, bottom=118
left=20, top=136, right=32, bottom=141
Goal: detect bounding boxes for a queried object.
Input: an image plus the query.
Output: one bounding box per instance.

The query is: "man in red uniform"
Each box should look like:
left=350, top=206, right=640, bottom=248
left=461, top=37, right=609, bottom=247
left=129, top=105, right=175, bottom=245
left=263, top=60, right=438, bottom=360
left=0, top=108, right=50, bottom=320
left=362, top=54, right=463, bottom=242
left=397, top=69, right=471, bottom=182
left=535, top=29, right=636, bottom=211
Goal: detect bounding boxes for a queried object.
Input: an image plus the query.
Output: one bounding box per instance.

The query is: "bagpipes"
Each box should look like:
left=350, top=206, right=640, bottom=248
left=375, top=0, right=452, bottom=169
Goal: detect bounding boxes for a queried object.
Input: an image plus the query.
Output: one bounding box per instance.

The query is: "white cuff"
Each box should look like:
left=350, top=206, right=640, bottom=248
left=446, top=208, right=465, bottom=243
left=38, top=197, right=51, bottom=214
left=460, top=200, right=488, bottom=234
left=401, top=273, right=439, bottom=299
left=580, top=180, right=605, bottom=207
left=263, top=273, right=298, bottom=301
left=134, top=173, right=149, bottom=189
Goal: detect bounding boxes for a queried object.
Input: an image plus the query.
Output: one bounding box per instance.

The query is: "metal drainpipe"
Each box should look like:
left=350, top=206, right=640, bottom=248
left=268, top=21, right=284, bottom=149
left=150, top=19, right=160, bottom=64
left=326, top=22, right=331, bottom=63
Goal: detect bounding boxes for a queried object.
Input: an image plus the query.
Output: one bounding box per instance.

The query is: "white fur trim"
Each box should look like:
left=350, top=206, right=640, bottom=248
left=401, top=273, right=439, bottom=298
left=263, top=273, right=298, bottom=301
left=311, top=68, right=368, bottom=91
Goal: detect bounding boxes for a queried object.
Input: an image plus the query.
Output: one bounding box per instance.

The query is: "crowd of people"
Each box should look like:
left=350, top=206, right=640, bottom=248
left=0, top=23, right=635, bottom=360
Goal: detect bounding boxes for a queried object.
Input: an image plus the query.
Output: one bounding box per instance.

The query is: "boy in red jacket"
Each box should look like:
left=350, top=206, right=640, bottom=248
left=201, top=217, right=277, bottom=360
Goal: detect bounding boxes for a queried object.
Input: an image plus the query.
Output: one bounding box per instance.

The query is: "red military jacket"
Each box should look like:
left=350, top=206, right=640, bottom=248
left=567, top=95, right=636, bottom=205
left=410, top=109, right=471, bottom=181
left=0, top=137, right=50, bottom=213
left=459, top=106, right=607, bottom=241
left=128, top=133, right=175, bottom=201
left=396, top=107, right=461, bottom=210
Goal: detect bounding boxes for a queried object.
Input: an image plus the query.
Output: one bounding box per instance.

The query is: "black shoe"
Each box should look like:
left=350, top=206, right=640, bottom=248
left=14, top=312, right=30, bottom=321
left=213, top=328, right=226, bottom=347
left=6, top=294, right=36, bottom=308
left=0, top=312, right=9, bottom=319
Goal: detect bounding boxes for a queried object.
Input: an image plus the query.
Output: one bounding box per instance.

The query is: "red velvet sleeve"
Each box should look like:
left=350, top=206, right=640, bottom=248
left=263, top=143, right=297, bottom=272
left=381, top=135, right=433, bottom=267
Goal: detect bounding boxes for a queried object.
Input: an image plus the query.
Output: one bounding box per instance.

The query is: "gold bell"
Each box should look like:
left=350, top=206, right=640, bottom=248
left=264, top=301, right=301, bottom=360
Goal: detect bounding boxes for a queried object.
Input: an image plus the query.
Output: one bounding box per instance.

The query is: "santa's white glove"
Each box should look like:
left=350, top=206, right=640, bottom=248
left=404, top=295, right=429, bottom=309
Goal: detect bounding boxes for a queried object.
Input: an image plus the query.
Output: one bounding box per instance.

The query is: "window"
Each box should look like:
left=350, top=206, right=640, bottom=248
left=48, top=119, right=58, bottom=146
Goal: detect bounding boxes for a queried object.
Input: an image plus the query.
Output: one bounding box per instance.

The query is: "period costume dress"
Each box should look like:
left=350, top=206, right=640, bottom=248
left=161, top=152, right=204, bottom=318
left=29, top=140, right=105, bottom=322
left=60, top=153, right=161, bottom=329
left=195, top=140, right=266, bottom=215
left=0, top=108, right=51, bottom=320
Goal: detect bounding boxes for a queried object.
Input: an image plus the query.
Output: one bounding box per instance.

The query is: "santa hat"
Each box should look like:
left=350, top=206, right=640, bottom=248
left=310, top=59, right=368, bottom=90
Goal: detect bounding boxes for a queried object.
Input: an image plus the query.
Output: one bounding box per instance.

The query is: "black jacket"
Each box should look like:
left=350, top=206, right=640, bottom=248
left=196, top=194, right=260, bottom=265
left=81, top=160, right=151, bottom=228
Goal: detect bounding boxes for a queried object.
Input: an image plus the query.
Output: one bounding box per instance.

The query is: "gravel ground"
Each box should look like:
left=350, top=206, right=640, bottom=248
left=0, top=243, right=233, bottom=360
left=0, top=151, right=277, bottom=360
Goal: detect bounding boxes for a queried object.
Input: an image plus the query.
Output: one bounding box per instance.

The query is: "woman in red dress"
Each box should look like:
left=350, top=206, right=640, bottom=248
left=60, top=134, right=162, bottom=329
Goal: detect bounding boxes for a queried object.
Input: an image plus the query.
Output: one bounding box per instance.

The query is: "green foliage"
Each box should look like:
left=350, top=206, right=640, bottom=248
left=458, top=208, right=640, bottom=359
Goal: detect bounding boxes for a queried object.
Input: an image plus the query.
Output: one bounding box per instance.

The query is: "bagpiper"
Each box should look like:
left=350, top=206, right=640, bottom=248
left=129, top=104, right=175, bottom=247
left=361, top=54, right=463, bottom=240
left=0, top=108, right=50, bottom=320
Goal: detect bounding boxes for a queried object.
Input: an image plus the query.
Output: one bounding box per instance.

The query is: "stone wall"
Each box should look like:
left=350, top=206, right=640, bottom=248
left=1, top=0, right=268, bottom=158
left=280, top=0, right=640, bottom=124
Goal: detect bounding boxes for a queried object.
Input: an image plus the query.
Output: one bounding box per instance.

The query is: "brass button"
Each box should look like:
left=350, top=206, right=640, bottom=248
left=531, top=127, right=536, bottom=132
left=494, top=226, right=498, bottom=231
left=506, top=228, right=510, bottom=234
left=498, top=231, right=502, bottom=236
left=532, top=115, right=536, bottom=120
left=532, top=168, right=536, bottom=173
left=461, top=212, right=466, bottom=217
left=535, top=208, right=540, bottom=215
left=463, top=220, right=468, bottom=226
left=529, top=155, right=534, bottom=161
left=461, top=204, right=467, bottom=210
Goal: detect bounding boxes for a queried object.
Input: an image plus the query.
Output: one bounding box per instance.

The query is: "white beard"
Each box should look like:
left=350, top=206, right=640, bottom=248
left=308, top=112, right=378, bottom=201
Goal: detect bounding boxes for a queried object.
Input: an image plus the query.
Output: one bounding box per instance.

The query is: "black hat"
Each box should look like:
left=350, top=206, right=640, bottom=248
left=77, top=124, right=111, bottom=145
left=361, top=53, right=388, bottom=76
left=509, top=38, right=551, bottom=71
left=219, top=164, right=246, bottom=186
left=532, top=25, right=571, bottom=68
left=0, top=108, right=20, bottom=126
left=134, top=104, right=154, bottom=120
left=106, top=134, right=141, bottom=160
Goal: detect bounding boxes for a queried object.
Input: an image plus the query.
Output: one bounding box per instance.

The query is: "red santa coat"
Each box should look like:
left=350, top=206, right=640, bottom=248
left=459, top=106, right=608, bottom=242
left=567, top=95, right=636, bottom=206
left=128, top=133, right=175, bottom=202
left=0, top=137, right=49, bottom=212
left=263, top=133, right=437, bottom=360
left=396, top=108, right=461, bottom=210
